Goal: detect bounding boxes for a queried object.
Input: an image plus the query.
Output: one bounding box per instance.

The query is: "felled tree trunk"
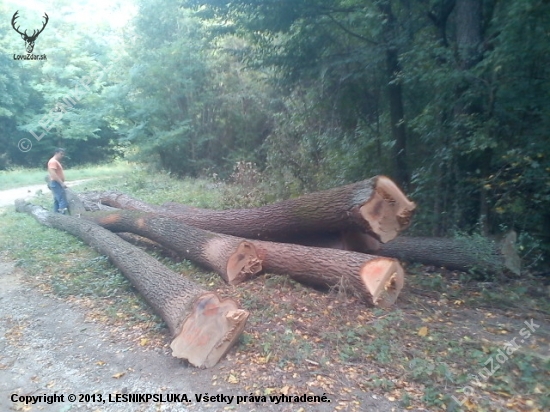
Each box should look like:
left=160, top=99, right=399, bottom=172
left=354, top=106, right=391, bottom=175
left=116, top=232, right=182, bottom=262
left=85, top=210, right=263, bottom=285
left=371, top=233, right=520, bottom=276
left=82, top=210, right=405, bottom=307
left=14, top=200, right=249, bottom=368
left=79, top=175, right=416, bottom=243
left=308, top=231, right=521, bottom=277
left=65, top=188, right=87, bottom=215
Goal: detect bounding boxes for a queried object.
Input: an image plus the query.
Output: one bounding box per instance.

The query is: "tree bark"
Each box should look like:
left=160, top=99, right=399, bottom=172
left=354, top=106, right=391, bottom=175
left=14, top=200, right=249, bottom=368
left=116, top=232, right=182, bottom=262
left=455, top=0, right=482, bottom=69
left=65, top=188, right=87, bottom=215
left=82, top=210, right=405, bottom=308
left=379, top=1, right=409, bottom=189
left=78, top=175, right=416, bottom=244
left=305, top=231, right=521, bottom=277
left=428, top=0, right=456, bottom=48
left=85, top=210, right=263, bottom=286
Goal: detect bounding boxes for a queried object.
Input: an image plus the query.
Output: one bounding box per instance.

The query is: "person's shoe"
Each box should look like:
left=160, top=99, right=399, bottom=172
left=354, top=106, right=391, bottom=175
left=58, top=208, right=68, bottom=214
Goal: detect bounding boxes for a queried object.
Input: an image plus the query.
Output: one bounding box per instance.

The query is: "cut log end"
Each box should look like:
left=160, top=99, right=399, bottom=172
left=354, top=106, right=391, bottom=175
left=170, top=293, right=249, bottom=368
left=360, top=258, right=404, bottom=308
left=360, top=176, right=416, bottom=243
left=226, top=241, right=263, bottom=285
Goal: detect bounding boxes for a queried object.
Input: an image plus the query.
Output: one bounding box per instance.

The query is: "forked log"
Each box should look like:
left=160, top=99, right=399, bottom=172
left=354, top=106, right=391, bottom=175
left=79, top=175, right=416, bottom=243
left=82, top=210, right=405, bottom=307
left=303, top=231, right=521, bottom=276
left=14, top=200, right=249, bottom=368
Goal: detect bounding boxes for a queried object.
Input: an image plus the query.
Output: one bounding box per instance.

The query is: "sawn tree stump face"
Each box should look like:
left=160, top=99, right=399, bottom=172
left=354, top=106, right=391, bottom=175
left=14, top=200, right=249, bottom=368
left=171, top=293, right=249, bottom=368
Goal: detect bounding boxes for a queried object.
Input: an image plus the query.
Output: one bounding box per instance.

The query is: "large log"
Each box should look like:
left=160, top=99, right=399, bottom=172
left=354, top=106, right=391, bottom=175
left=367, top=232, right=521, bottom=276
left=302, top=231, right=521, bottom=276
left=14, top=200, right=249, bottom=368
left=79, top=175, right=416, bottom=243
left=82, top=210, right=405, bottom=307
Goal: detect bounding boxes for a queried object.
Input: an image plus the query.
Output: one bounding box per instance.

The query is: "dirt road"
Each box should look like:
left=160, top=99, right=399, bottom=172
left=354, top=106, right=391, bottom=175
left=0, top=261, right=208, bottom=412
left=0, top=180, right=91, bottom=208
left=0, top=259, right=403, bottom=412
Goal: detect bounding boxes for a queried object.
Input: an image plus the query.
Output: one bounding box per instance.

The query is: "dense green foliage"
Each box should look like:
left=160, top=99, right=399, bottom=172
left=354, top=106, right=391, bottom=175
left=0, top=1, right=122, bottom=168
left=1, top=0, right=549, bottom=265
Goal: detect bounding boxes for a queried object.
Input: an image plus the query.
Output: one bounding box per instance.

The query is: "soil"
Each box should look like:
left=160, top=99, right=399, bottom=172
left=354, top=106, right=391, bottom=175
left=0, top=184, right=402, bottom=412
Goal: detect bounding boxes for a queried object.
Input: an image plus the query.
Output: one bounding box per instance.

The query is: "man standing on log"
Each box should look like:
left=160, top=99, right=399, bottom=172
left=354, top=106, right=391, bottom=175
left=47, top=148, right=69, bottom=214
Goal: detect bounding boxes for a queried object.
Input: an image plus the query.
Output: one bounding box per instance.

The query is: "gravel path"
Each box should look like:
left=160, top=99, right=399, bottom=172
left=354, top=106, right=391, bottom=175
left=0, top=180, right=91, bottom=208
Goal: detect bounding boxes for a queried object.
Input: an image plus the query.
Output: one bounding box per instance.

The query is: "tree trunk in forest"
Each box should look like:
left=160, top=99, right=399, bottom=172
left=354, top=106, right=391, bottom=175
left=304, top=231, right=521, bottom=277
left=78, top=175, right=416, bottom=244
left=428, top=0, right=456, bottom=48
left=455, top=0, right=493, bottom=233
left=455, top=0, right=482, bottom=70
left=386, top=47, right=409, bottom=189
left=82, top=210, right=405, bottom=308
left=14, top=200, right=249, bottom=368
left=379, top=1, right=409, bottom=189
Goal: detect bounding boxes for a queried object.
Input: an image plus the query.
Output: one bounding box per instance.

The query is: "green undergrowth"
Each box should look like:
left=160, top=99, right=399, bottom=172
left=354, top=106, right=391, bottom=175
left=1, top=164, right=549, bottom=411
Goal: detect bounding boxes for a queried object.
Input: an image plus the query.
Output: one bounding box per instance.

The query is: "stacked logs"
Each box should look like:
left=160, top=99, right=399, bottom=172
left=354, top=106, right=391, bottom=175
left=18, top=176, right=522, bottom=368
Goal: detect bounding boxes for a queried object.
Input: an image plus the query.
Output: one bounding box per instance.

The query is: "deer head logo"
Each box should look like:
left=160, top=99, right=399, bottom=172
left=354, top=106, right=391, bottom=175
left=11, top=11, right=49, bottom=54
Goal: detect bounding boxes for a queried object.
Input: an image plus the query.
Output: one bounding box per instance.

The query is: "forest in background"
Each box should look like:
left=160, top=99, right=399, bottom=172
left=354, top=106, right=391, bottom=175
left=1, top=0, right=549, bottom=268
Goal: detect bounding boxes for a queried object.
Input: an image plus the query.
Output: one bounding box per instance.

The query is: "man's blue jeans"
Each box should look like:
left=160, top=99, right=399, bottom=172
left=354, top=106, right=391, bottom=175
left=49, top=181, right=68, bottom=213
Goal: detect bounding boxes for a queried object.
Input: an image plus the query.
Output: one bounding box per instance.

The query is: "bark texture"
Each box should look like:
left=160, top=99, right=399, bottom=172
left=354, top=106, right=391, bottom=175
left=79, top=175, right=416, bottom=243
left=379, top=1, right=409, bottom=188
left=14, top=200, right=249, bottom=368
left=65, top=188, right=87, bottom=215
left=83, top=210, right=405, bottom=307
left=84, top=210, right=263, bottom=285
left=367, top=234, right=520, bottom=276
left=313, top=231, right=521, bottom=277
